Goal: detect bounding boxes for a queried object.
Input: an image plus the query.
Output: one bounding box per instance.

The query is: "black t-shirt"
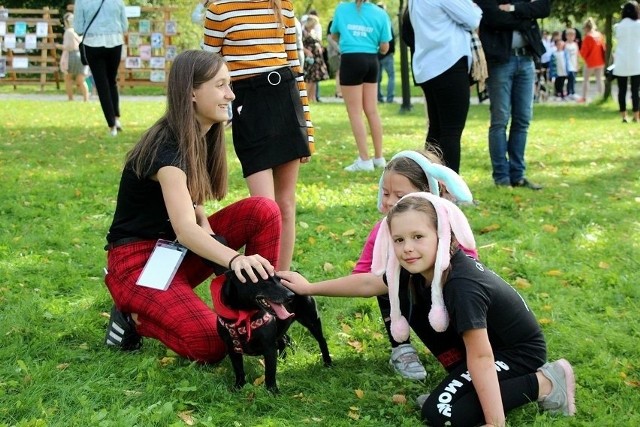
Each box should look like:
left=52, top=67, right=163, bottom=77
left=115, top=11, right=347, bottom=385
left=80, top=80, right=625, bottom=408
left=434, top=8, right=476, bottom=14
left=444, top=251, right=546, bottom=355
left=387, top=269, right=466, bottom=371
left=106, top=139, right=185, bottom=243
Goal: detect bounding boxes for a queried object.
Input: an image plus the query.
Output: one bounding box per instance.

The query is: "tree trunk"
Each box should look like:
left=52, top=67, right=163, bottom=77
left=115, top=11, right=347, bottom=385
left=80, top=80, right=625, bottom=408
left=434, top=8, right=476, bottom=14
left=603, top=13, right=613, bottom=100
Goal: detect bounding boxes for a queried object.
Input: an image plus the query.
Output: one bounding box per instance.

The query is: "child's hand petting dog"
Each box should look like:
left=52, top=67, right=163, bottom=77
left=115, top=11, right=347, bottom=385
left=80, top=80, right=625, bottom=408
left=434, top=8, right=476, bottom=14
left=277, top=271, right=311, bottom=295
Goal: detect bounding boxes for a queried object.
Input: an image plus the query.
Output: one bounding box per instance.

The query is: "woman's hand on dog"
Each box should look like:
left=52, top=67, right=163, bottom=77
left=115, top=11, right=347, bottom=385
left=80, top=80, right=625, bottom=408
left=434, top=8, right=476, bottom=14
left=231, top=254, right=275, bottom=283
left=276, top=271, right=311, bottom=295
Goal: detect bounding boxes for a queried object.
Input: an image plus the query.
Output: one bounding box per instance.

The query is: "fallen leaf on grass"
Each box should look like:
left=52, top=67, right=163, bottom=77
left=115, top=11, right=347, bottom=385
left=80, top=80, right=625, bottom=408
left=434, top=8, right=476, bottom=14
left=56, top=363, right=69, bottom=370
left=178, top=410, right=195, bottom=425
left=341, top=323, right=352, bottom=333
left=539, top=318, right=552, bottom=325
left=347, top=340, right=363, bottom=352
left=308, top=236, right=316, bottom=245
left=545, top=270, right=563, bottom=276
left=542, top=224, right=558, bottom=233
left=299, top=221, right=309, bottom=229
left=347, top=410, right=360, bottom=420
left=392, top=394, right=407, bottom=404
left=159, top=357, right=175, bottom=367
left=514, top=277, right=531, bottom=289
left=355, top=389, right=364, bottom=399
left=323, top=262, right=334, bottom=272
left=342, top=229, right=355, bottom=237
left=598, top=262, right=610, bottom=269
left=253, top=375, right=265, bottom=386
left=480, top=224, right=500, bottom=234
left=625, top=380, right=640, bottom=388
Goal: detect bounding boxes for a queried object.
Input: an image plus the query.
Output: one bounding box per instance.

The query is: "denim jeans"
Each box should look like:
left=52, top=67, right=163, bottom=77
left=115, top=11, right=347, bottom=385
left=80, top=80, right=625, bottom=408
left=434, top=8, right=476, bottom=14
left=487, top=55, right=535, bottom=184
left=377, top=54, right=395, bottom=102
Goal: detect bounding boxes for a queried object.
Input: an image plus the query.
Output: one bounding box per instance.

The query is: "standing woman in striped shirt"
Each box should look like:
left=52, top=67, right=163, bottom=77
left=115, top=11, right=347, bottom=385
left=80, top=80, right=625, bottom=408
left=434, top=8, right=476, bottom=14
left=203, top=0, right=313, bottom=271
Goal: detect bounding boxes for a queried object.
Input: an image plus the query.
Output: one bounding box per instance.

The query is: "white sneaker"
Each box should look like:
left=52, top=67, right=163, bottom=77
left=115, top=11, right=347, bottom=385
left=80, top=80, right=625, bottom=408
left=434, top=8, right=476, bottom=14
left=109, top=127, right=118, bottom=137
left=389, top=344, right=427, bottom=380
left=373, top=157, right=386, bottom=168
left=344, top=158, right=374, bottom=172
left=416, top=393, right=430, bottom=409
left=115, top=118, right=123, bottom=131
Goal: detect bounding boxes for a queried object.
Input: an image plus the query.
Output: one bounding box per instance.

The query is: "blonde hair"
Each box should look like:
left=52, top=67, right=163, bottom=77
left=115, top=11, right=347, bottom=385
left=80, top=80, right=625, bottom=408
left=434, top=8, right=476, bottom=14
left=270, top=0, right=283, bottom=23
left=584, top=17, right=597, bottom=31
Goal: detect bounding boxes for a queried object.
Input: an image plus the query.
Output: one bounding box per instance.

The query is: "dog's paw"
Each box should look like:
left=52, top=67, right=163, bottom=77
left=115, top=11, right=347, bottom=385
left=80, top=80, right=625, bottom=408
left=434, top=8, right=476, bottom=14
left=266, top=384, right=280, bottom=394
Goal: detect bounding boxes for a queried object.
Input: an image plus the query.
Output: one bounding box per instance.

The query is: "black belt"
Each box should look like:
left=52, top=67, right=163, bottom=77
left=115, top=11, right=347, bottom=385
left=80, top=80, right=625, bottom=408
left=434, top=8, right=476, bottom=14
left=511, top=47, right=530, bottom=57
left=104, top=237, right=150, bottom=251
left=232, top=67, right=297, bottom=90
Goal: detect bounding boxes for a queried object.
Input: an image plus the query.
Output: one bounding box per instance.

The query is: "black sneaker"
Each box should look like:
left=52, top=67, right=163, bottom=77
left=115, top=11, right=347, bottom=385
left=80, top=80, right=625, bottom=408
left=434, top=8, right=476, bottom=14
left=105, top=305, right=142, bottom=351
left=511, top=178, right=543, bottom=190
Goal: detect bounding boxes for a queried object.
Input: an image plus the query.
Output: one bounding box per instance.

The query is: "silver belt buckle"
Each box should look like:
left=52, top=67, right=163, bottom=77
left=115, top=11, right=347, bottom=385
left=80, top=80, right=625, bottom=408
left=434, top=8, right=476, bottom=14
left=267, top=71, right=281, bottom=86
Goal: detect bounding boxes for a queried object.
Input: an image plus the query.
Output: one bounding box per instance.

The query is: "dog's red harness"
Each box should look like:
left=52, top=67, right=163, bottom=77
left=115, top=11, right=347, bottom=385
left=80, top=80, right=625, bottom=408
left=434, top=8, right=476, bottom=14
left=211, top=276, right=275, bottom=354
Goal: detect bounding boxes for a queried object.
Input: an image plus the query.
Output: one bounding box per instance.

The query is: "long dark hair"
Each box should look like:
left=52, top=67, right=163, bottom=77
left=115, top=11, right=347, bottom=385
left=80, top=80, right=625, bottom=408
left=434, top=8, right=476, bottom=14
left=126, top=50, right=228, bottom=204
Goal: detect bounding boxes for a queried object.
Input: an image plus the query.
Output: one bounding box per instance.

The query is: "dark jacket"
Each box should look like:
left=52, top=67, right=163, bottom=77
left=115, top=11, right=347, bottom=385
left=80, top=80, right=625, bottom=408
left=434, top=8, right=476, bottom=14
left=475, top=0, right=551, bottom=64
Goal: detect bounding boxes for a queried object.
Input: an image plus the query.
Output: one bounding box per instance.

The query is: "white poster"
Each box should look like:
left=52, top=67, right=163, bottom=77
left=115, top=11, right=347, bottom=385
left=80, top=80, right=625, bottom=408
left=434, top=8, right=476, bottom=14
left=125, top=6, right=141, bottom=18
left=3, top=34, right=16, bottom=49
left=149, top=56, right=165, bottom=69
left=150, top=70, right=165, bottom=82
left=36, top=22, right=48, bottom=37
left=25, top=34, right=37, bottom=50
left=0, top=22, right=6, bottom=36
left=12, top=56, right=29, bottom=68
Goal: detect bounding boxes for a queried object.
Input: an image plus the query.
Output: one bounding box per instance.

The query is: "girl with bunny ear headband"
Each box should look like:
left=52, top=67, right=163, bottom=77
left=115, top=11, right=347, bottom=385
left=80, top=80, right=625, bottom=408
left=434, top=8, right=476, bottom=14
left=369, top=192, right=575, bottom=426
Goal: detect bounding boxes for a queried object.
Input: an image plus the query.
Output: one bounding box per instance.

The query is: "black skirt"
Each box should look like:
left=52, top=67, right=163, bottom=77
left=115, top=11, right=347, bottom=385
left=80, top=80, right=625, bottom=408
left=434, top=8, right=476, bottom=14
left=231, top=67, right=310, bottom=177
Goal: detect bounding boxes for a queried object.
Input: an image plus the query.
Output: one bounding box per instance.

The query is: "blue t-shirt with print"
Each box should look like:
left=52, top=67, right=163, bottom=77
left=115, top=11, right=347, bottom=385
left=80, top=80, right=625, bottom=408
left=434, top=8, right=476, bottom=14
left=330, top=2, right=392, bottom=54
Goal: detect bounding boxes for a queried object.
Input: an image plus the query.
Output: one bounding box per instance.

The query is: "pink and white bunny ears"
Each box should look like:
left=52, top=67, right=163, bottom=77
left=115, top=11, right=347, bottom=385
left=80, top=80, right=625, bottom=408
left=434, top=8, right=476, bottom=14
left=371, top=192, right=477, bottom=340
left=376, top=150, right=473, bottom=213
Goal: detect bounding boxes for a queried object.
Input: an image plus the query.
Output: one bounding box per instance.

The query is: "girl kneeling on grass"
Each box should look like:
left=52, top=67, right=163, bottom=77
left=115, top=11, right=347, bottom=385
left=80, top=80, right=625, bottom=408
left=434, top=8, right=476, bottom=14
left=353, top=149, right=477, bottom=381
left=103, top=50, right=282, bottom=363
left=279, top=193, right=575, bottom=426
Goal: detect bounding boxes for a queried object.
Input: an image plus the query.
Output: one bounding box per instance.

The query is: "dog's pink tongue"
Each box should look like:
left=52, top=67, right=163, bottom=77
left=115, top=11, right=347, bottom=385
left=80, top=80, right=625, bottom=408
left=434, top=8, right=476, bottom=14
left=269, top=302, right=293, bottom=320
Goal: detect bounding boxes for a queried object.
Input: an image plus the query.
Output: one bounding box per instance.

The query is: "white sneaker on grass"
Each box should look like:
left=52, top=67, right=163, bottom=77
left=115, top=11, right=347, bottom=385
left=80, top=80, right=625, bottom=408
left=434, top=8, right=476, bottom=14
left=373, top=157, right=386, bottom=168
left=537, top=358, right=576, bottom=416
left=344, top=157, right=374, bottom=172
left=389, top=344, right=427, bottom=380
left=416, top=393, right=430, bottom=409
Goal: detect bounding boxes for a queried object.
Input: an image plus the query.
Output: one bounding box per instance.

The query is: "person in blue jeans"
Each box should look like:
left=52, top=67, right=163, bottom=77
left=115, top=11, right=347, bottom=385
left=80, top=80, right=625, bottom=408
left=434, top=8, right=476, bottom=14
left=476, top=0, right=550, bottom=190
left=376, top=2, right=395, bottom=103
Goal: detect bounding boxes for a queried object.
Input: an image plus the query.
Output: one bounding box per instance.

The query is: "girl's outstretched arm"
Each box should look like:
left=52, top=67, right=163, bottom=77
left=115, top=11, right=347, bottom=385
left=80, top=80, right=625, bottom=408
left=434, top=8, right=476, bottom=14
left=277, top=271, right=387, bottom=298
left=462, top=328, right=506, bottom=427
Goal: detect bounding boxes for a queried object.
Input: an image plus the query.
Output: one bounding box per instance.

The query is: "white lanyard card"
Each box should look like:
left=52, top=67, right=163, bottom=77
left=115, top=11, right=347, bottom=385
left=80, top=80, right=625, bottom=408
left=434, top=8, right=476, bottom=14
left=136, top=239, right=187, bottom=291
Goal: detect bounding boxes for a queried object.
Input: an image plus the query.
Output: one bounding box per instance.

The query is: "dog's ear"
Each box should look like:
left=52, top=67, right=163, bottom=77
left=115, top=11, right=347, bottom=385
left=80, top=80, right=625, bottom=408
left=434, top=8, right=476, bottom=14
left=221, top=271, right=235, bottom=303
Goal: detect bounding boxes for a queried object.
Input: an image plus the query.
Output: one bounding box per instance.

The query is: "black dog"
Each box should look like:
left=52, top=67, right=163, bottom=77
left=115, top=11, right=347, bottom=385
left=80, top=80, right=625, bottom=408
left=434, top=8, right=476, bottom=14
left=213, top=269, right=332, bottom=393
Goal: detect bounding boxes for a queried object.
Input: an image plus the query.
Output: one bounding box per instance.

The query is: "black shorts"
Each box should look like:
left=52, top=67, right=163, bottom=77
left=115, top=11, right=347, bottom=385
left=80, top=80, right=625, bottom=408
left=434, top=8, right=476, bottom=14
left=231, top=67, right=310, bottom=177
left=339, top=53, right=379, bottom=86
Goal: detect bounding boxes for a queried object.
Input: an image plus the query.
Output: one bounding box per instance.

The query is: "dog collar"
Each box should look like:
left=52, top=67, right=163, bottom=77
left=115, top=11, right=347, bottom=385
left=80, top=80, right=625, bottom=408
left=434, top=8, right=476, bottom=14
left=218, top=312, right=274, bottom=354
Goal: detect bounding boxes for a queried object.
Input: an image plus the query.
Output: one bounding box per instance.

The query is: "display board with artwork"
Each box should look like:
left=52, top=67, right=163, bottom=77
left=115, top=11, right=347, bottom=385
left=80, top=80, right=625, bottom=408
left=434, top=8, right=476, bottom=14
left=0, top=6, right=62, bottom=90
left=119, top=5, right=178, bottom=89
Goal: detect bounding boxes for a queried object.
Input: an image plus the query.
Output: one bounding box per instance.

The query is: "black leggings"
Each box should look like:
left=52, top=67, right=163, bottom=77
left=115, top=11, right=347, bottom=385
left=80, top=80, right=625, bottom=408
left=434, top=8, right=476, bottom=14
left=616, top=75, right=640, bottom=113
left=421, top=350, right=545, bottom=427
left=419, top=56, right=470, bottom=173
left=85, top=44, right=122, bottom=128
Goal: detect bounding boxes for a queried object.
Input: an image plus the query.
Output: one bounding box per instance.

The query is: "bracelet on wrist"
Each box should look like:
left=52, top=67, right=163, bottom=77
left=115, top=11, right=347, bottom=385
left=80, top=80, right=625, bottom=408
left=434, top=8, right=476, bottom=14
left=228, top=254, right=242, bottom=270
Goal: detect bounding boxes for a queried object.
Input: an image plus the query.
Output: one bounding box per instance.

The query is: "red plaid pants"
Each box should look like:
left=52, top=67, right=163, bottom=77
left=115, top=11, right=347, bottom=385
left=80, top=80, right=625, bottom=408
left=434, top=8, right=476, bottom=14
left=104, top=197, right=281, bottom=363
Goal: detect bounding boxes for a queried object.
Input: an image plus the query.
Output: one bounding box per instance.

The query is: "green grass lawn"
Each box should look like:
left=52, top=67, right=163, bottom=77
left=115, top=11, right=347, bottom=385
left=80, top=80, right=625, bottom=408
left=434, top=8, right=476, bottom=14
left=0, top=95, right=638, bottom=426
